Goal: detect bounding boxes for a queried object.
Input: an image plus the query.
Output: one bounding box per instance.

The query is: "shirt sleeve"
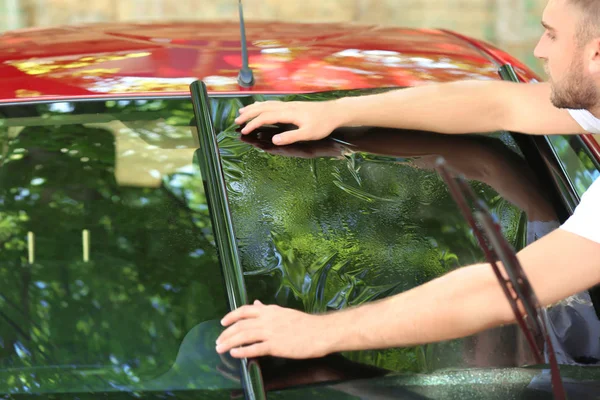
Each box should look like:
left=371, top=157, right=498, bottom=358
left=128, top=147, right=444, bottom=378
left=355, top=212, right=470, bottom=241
left=567, top=109, right=600, bottom=134
left=560, top=178, right=600, bottom=244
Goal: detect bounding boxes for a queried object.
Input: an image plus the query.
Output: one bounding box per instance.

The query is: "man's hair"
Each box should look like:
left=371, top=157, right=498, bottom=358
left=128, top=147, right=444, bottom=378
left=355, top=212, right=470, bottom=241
left=568, top=0, right=600, bottom=44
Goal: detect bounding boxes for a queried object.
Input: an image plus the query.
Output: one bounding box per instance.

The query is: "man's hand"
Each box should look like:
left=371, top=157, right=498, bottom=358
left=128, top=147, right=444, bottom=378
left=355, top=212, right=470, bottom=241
left=235, top=82, right=584, bottom=148
left=240, top=131, right=348, bottom=159
left=215, top=300, right=333, bottom=359
left=235, top=100, right=344, bottom=145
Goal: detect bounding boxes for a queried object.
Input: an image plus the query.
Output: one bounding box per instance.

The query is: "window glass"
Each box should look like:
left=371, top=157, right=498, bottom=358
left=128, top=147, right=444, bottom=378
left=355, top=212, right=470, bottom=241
left=0, top=99, right=239, bottom=394
left=547, top=135, right=600, bottom=197
left=215, top=95, right=559, bottom=377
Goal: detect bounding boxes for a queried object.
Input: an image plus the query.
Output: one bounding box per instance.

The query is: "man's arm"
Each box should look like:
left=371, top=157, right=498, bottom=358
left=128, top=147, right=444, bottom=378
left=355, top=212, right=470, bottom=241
left=337, top=81, right=585, bottom=135
left=235, top=81, right=586, bottom=145
left=326, top=229, right=600, bottom=352
left=216, top=228, right=600, bottom=359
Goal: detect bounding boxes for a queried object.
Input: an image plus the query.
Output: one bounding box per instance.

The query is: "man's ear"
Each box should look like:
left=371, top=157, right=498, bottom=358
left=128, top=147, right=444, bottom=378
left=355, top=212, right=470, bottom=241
left=587, top=38, right=600, bottom=75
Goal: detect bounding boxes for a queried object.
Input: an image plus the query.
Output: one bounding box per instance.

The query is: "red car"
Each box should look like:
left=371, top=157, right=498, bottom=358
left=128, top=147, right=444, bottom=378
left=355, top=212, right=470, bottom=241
left=0, top=19, right=599, bottom=399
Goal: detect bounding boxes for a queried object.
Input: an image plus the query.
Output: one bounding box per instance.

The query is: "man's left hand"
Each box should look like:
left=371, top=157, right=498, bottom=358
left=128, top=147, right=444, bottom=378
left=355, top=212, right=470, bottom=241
left=216, top=300, right=333, bottom=359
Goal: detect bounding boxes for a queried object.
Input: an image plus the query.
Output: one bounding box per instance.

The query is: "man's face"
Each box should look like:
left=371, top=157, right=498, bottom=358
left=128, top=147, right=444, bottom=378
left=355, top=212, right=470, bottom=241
left=534, top=0, right=598, bottom=110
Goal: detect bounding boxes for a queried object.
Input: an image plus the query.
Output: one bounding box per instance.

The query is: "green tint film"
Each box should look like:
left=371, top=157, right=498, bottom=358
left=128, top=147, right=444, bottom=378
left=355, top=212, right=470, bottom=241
left=211, top=93, right=561, bottom=376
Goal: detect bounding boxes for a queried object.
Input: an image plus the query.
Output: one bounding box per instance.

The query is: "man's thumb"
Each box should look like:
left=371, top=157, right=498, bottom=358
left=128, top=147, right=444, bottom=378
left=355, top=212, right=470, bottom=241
left=273, top=129, right=303, bottom=146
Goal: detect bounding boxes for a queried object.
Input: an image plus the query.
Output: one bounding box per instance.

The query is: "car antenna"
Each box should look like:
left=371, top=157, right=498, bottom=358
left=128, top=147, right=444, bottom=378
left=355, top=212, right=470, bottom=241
left=237, top=0, right=255, bottom=87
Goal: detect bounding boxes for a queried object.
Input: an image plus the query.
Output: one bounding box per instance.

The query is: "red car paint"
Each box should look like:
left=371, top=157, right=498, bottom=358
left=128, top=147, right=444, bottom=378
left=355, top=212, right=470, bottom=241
left=1, top=21, right=597, bottom=164
left=0, top=21, right=538, bottom=103
left=439, top=29, right=542, bottom=83
left=582, top=135, right=600, bottom=162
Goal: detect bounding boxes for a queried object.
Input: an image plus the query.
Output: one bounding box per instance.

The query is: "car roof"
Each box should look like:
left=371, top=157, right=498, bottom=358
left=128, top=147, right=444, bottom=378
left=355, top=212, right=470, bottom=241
left=0, top=21, right=539, bottom=103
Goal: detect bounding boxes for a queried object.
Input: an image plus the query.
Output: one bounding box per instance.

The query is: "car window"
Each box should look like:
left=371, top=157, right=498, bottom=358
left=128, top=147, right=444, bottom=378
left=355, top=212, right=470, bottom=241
left=212, top=94, right=561, bottom=380
left=0, top=99, right=241, bottom=395
left=547, top=134, right=600, bottom=197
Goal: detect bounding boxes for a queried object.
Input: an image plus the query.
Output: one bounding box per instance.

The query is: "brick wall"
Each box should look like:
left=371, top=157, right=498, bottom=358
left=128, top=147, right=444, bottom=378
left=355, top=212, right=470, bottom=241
left=0, top=0, right=547, bottom=74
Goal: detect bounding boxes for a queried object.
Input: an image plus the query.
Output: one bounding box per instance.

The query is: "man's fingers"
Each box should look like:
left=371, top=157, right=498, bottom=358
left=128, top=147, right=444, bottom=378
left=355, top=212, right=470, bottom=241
left=220, top=305, right=260, bottom=327
left=239, top=100, right=277, bottom=114
left=241, top=112, right=294, bottom=135
left=230, top=343, right=271, bottom=359
left=216, top=329, right=265, bottom=355
left=235, top=108, right=262, bottom=125
left=236, top=101, right=283, bottom=124
left=272, top=129, right=308, bottom=146
left=217, top=321, right=245, bottom=347
left=237, top=101, right=272, bottom=119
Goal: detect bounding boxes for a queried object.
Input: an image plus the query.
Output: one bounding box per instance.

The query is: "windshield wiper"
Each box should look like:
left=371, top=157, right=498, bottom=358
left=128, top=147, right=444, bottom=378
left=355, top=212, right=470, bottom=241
left=435, top=157, right=567, bottom=400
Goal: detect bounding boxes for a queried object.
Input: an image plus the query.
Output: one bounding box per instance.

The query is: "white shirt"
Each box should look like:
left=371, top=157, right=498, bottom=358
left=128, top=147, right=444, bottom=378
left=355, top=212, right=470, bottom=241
left=559, top=110, right=600, bottom=244
left=568, top=109, right=600, bottom=134
left=542, top=109, right=600, bottom=367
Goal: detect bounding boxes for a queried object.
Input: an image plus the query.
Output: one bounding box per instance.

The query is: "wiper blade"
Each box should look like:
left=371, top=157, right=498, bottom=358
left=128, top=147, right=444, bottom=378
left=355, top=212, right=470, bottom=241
left=435, top=157, right=567, bottom=400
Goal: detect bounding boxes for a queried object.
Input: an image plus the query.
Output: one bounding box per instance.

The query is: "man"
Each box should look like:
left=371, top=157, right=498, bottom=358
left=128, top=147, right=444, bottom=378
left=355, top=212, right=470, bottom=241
left=215, top=0, right=600, bottom=361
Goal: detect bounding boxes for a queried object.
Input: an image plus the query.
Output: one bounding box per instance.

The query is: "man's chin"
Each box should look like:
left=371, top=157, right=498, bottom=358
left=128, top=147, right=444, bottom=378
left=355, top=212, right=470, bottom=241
left=550, top=99, right=572, bottom=109
left=550, top=97, right=567, bottom=109
left=550, top=87, right=573, bottom=109
left=549, top=90, right=566, bottom=109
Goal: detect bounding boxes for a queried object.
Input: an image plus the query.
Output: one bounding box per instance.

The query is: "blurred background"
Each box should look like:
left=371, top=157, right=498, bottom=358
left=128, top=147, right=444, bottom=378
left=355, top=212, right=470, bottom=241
left=0, top=0, right=547, bottom=77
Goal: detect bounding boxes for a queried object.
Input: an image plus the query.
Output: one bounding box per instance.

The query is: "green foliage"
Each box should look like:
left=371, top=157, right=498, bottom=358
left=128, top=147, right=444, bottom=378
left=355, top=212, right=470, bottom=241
left=547, top=135, right=599, bottom=197
left=216, top=94, right=528, bottom=374
left=0, top=99, right=233, bottom=394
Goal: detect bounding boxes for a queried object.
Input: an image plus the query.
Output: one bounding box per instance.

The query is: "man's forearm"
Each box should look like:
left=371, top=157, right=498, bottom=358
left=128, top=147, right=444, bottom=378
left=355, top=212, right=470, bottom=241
left=215, top=228, right=600, bottom=360
left=320, top=228, right=600, bottom=353
left=322, top=263, right=514, bottom=353
left=331, top=80, right=581, bottom=136
left=333, top=81, right=508, bottom=134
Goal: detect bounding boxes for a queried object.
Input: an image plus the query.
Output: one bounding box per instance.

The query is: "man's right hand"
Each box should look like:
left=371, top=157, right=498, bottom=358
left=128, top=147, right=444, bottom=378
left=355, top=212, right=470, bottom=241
left=235, top=100, right=344, bottom=145
left=234, top=81, right=585, bottom=148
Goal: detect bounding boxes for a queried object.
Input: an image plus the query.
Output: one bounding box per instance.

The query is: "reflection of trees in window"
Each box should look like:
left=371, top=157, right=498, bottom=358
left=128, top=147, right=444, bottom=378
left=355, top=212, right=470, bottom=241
left=548, top=135, right=599, bottom=197
left=0, top=99, right=229, bottom=393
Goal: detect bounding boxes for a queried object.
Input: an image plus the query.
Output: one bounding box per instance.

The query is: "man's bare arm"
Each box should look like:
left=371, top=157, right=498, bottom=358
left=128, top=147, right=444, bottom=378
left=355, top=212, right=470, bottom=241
left=338, top=81, right=584, bottom=135
left=216, top=229, right=600, bottom=359
left=325, top=229, right=600, bottom=353
left=236, top=81, right=586, bottom=145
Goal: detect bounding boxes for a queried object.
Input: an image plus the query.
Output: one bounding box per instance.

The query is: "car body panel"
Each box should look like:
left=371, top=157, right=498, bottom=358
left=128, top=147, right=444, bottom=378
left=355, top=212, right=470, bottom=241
left=0, top=22, right=509, bottom=102
left=582, top=134, right=600, bottom=162
left=439, top=29, right=542, bottom=83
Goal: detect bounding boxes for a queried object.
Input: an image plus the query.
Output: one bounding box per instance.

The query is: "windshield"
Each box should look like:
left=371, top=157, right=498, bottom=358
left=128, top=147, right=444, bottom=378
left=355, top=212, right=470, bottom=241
left=0, top=99, right=240, bottom=395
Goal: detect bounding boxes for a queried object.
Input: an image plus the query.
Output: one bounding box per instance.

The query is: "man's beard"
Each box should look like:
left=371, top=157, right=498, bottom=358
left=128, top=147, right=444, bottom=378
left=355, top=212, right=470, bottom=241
left=549, top=58, right=599, bottom=110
